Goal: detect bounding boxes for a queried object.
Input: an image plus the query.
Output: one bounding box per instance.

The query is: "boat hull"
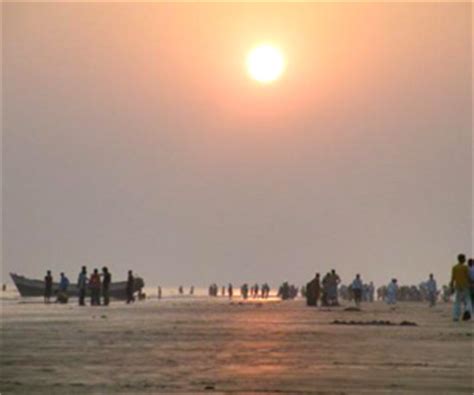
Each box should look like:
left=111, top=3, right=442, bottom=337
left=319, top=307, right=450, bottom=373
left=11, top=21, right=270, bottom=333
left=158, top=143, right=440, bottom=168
left=10, top=273, right=144, bottom=300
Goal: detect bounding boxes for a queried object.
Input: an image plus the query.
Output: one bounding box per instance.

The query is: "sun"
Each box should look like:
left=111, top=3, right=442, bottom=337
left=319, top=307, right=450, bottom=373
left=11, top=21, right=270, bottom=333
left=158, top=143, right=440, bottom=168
left=246, top=44, right=285, bottom=84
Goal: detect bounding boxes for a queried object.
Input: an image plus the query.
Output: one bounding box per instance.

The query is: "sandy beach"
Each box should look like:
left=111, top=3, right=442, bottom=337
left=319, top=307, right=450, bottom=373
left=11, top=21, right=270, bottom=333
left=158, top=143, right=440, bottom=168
left=1, top=292, right=472, bottom=394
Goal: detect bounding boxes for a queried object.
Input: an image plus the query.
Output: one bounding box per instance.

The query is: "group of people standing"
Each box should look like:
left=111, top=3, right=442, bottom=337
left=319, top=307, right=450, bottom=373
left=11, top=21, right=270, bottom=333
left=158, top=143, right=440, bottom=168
left=43, top=271, right=70, bottom=304
left=44, top=267, right=137, bottom=305
left=306, top=272, right=437, bottom=309
left=206, top=283, right=271, bottom=299
left=305, top=270, right=342, bottom=307
left=376, top=276, right=438, bottom=304
left=76, top=266, right=112, bottom=306
left=249, top=283, right=271, bottom=298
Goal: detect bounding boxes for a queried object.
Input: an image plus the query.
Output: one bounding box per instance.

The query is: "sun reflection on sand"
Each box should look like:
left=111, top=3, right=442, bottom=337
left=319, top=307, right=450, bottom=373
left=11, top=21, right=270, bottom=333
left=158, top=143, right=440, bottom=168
left=229, top=296, right=281, bottom=306
left=226, top=363, right=286, bottom=376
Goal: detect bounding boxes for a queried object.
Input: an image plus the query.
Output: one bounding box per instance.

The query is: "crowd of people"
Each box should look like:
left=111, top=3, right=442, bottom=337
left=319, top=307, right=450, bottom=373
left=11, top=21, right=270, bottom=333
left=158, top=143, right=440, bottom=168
left=39, top=254, right=474, bottom=322
left=302, top=254, right=474, bottom=322
left=339, top=275, right=375, bottom=307
left=375, top=276, right=438, bottom=305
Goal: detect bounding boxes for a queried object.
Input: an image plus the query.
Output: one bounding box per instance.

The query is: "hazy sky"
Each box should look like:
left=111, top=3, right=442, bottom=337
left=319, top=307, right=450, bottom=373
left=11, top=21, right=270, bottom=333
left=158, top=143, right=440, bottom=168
left=2, top=3, right=472, bottom=287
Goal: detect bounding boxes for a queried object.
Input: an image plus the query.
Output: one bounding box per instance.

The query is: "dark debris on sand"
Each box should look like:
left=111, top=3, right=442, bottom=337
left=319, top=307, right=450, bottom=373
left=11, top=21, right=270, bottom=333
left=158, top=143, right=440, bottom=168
left=332, top=320, right=417, bottom=326
left=343, top=307, right=361, bottom=312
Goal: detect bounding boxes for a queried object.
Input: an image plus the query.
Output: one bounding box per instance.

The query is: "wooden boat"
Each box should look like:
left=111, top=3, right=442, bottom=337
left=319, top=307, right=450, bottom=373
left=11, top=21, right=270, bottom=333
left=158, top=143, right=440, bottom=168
left=10, top=273, right=145, bottom=300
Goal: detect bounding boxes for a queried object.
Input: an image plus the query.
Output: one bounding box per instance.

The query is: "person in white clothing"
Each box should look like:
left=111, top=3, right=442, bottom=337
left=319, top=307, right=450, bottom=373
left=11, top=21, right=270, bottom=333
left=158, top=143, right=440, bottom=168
left=386, top=279, right=398, bottom=305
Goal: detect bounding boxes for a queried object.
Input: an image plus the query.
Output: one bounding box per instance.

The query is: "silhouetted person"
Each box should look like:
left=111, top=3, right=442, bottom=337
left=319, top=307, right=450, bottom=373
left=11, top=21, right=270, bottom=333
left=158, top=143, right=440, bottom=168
left=426, top=273, right=437, bottom=307
left=468, top=259, right=474, bottom=307
left=306, top=276, right=316, bottom=306
left=77, top=266, right=88, bottom=306
left=190, top=286, right=194, bottom=295
left=221, top=286, right=226, bottom=297
left=102, top=267, right=111, bottom=306
left=178, top=286, right=183, bottom=295
left=261, top=283, right=270, bottom=299
left=278, top=282, right=290, bottom=300
left=241, top=283, right=249, bottom=299
left=208, top=283, right=218, bottom=297
left=44, top=270, right=53, bottom=304
left=306, top=273, right=320, bottom=307
left=228, top=283, right=233, bottom=299
left=126, top=270, right=135, bottom=304
left=321, top=272, right=331, bottom=306
left=253, top=284, right=259, bottom=298
left=157, top=286, right=162, bottom=299
left=314, top=275, right=321, bottom=305
left=2, top=284, right=6, bottom=292
left=329, top=269, right=341, bottom=306
left=289, top=284, right=298, bottom=299
left=368, top=282, right=375, bottom=302
left=89, top=269, right=101, bottom=306
left=351, top=274, right=363, bottom=307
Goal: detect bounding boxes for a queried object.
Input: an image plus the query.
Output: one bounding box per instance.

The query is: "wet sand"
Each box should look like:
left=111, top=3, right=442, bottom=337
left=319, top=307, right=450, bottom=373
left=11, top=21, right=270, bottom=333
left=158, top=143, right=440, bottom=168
left=1, top=296, right=472, bottom=394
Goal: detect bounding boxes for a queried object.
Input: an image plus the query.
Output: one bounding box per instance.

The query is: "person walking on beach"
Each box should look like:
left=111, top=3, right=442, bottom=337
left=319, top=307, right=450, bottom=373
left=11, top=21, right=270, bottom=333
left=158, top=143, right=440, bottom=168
left=126, top=270, right=135, bottom=304
left=386, top=279, right=398, bottom=305
left=77, top=266, right=88, bottom=306
left=351, top=274, right=363, bottom=308
left=228, top=283, right=233, bottom=299
left=426, top=273, right=437, bottom=307
left=450, top=254, right=472, bottom=321
left=44, top=270, right=53, bottom=304
left=157, top=286, right=162, bottom=299
left=102, top=267, right=111, bottom=306
left=89, top=269, right=101, bottom=306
